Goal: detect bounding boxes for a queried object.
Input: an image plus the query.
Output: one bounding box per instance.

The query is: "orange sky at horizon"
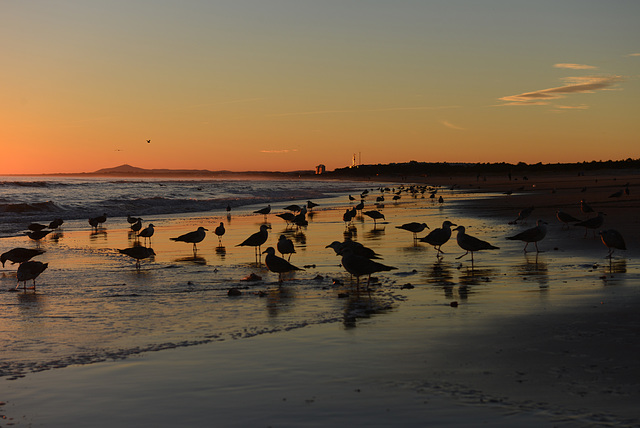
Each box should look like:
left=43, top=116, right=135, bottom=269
left=2, top=1, right=639, bottom=175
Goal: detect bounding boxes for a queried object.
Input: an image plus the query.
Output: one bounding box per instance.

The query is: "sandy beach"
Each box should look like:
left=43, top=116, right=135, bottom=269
left=1, top=170, right=640, bottom=427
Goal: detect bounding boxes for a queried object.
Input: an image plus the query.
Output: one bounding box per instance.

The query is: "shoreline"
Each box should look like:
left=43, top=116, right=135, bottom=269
left=1, top=170, right=639, bottom=426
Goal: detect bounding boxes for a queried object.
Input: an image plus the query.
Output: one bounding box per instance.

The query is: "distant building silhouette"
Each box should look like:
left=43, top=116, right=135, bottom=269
left=315, top=164, right=326, bottom=175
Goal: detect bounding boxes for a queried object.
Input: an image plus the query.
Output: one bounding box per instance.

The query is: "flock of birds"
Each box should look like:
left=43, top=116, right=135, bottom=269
left=0, top=184, right=630, bottom=291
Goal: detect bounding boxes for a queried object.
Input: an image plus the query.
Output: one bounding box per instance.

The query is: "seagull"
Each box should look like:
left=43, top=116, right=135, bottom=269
left=119, top=246, right=156, bottom=270
left=48, top=218, right=64, bottom=230
left=453, top=226, right=499, bottom=263
left=276, top=212, right=296, bottom=227
left=396, top=222, right=429, bottom=241
left=343, top=208, right=356, bottom=225
left=556, top=210, right=581, bottom=229
left=513, top=206, right=534, bottom=224
left=307, top=200, right=319, bottom=210
left=16, top=260, right=48, bottom=290
left=127, top=215, right=139, bottom=225
left=95, top=213, right=107, bottom=227
left=130, top=218, right=143, bottom=233
left=146, top=139, right=151, bottom=143
left=326, top=240, right=381, bottom=259
left=277, top=234, right=295, bottom=260
left=88, top=217, right=100, bottom=230
left=237, top=224, right=270, bottom=258
left=506, top=219, right=548, bottom=252
left=599, top=229, right=626, bottom=258
left=419, top=220, right=456, bottom=256
left=363, top=210, right=385, bottom=226
left=138, top=223, right=155, bottom=244
left=263, top=247, right=303, bottom=282
left=214, top=222, right=225, bottom=245
left=580, top=200, right=594, bottom=215
left=26, top=230, right=51, bottom=244
left=283, top=204, right=302, bottom=212
left=254, top=204, right=271, bottom=219
left=575, top=212, right=605, bottom=237
left=170, top=227, right=208, bottom=251
left=1, top=248, right=46, bottom=268
left=27, top=223, right=48, bottom=232
left=339, top=247, right=397, bottom=287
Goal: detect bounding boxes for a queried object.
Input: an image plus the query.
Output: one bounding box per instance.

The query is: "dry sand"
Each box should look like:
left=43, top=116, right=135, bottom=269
left=1, top=169, right=639, bottom=427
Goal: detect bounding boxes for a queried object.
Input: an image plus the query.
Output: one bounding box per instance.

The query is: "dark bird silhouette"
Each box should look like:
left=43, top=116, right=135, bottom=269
left=16, top=260, right=48, bottom=290
left=507, top=219, right=548, bottom=252
left=276, top=212, right=296, bottom=226
left=48, top=218, right=64, bottom=230
left=277, top=234, right=295, bottom=260
left=27, top=223, right=48, bottom=232
left=419, top=220, right=456, bottom=256
left=214, top=222, right=225, bottom=245
left=326, top=240, right=381, bottom=259
left=600, top=229, right=626, bottom=258
left=339, top=247, right=397, bottom=287
left=146, top=139, right=151, bottom=143
left=237, top=224, right=270, bottom=258
left=26, top=230, right=51, bottom=243
left=171, top=227, right=208, bottom=251
left=513, top=206, right=534, bottom=224
left=283, top=204, right=302, bottom=212
left=138, top=223, right=155, bottom=244
left=363, top=210, right=385, bottom=226
left=254, top=204, right=271, bottom=220
left=119, top=246, right=155, bottom=270
left=130, top=218, right=143, bottom=233
left=396, top=222, right=429, bottom=241
left=608, top=189, right=624, bottom=198
left=580, top=200, right=594, bottom=215
left=556, top=210, right=581, bottom=229
left=454, top=226, right=499, bottom=263
left=575, top=212, right=605, bottom=237
left=263, top=247, right=303, bottom=282
left=2, top=248, right=45, bottom=267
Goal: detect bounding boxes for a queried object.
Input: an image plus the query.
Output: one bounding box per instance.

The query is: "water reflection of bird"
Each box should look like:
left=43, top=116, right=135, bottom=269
left=214, top=222, right=225, bottom=245
left=171, top=227, right=208, bottom=251
left=556, top=210, right=581, bottom=229
left=419, top=220, right=456, bottom=256
left=277, top=235, right=295, bottom=260
left=237, top=224, right=270, bottom=257
left=119, top=247, right=155, bottom=270
left=507, top=220, right=548, bottom=252
left=396, top=222, right=429, bottom=241
left=454, top=226, right=499, bottom=263
left=263, top=247, right=303, bottom=282
left=575, top=212, right=605, bottom=237
left=599, top=229, right=626, bottom=258
left=339, top=248, right=397, bottom=287
left=1, top=248, right=45, bottom=267
left=16, top=260, right=48, bottom=290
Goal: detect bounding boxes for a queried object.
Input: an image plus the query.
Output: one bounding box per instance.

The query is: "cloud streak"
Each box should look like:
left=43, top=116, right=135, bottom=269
left=260, top=149, right=298, bottom=154
left=440, top=120, right=465, bottom=130
left=554, top=63, right=596, bottom=70
left=499, top=75, right=622, bottom=106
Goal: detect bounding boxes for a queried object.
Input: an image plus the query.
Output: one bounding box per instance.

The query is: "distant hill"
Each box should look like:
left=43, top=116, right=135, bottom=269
left=93, top=164, right=217, bottom=176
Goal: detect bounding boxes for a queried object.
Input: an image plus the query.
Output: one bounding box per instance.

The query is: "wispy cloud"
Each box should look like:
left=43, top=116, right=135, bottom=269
left=268, top=105, right=459, bottom=117
left=554, top=104, right=589, bottom=110
left=499, top=75, right=622, bottom=106
left=439, top=120, right=465, bottom=130
left=260, top=149, right=298, bottom=154
left=626, top=53, right=640, bottom=57
left=554, top=63, right=597, bottom=70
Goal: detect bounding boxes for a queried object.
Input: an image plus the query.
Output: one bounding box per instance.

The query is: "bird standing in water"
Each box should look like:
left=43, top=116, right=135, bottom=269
left=171, top=227, right=208, bottom=252
left=453, top=226, right=499, bottom=263
left=214, top=222, right=225, bottom=245
left=16, top=260, right=48, bottom=290
left=263, top=247, right=303, bottom=282
left=506, top=219, right=548, bottom=252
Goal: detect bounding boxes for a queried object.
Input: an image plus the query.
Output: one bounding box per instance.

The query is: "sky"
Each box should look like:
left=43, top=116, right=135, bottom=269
left=1, top=0, right=639, bottom=174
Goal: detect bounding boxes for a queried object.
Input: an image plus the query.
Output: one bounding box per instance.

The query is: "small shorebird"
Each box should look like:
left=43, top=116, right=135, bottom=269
left=254, top=204, right=271, bottom=220
left=16, top=260, right=48, bottom=290
left=1, top=248, right=45, bottom=268
left=326, top=240, right=381, bottom=260
left=419, top=220, right=456, bottom=256
left=131, top=218, right=143, bottom=233
left=396, top=222, right=429, bottom=241
left=237, top=224, right=270, bottom=259
left=171, top=227, right=208, bottom=251
left=48, top=218, right=64, bottom=230
left=263, top=247, right=303, bottom=282
left=277, top=234, right=295, bottom=260
left=276, top=212, right=296, bottom=227
left=506, top=219, right=548, bottom=252
left=26, top=230, right=51, bottom=244
left=599, top=229, right=626, bottom=258
left=513, top=206, right=534, bottom=224
left=454, top=226, right=499, bottom=263
left=580, top=200, right=594, bottom=215
left=119, top=246, right=156, bottom=270
left=214, top=222, right=225, bottom=245
left=27, top=223, right=48, bottom=232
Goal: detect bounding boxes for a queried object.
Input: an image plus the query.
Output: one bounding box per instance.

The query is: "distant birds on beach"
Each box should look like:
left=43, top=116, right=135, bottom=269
left=138, top=223, right=155, bottom=244
left=214, top=222, right=226, bottom=245
left=363, top=210, right=385, bottom=226
left=119, top=246, right=156, bottom=270
left=254, top=205, right=271, bottom=220
left=512, top=206, right=534, bottom=224
left=575, top=212, right=605, bottom=238
left=556, top=210, right=581, bottom=229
